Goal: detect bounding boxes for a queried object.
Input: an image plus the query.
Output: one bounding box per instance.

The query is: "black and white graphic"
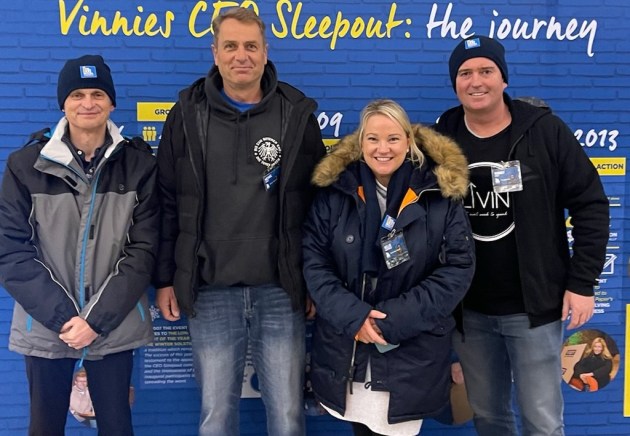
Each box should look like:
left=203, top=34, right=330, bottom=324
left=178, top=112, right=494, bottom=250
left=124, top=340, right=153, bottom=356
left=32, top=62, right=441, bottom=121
left=466, top=162, right=515, bottom=242
left=254, top=137, right=281, bottom=169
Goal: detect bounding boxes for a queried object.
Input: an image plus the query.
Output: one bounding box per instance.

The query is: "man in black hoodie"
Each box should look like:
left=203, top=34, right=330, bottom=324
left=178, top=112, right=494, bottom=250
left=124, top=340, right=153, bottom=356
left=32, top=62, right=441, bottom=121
left=434, top=36, right=608, bottom=436
left=154, top=7, right=325, bottom=436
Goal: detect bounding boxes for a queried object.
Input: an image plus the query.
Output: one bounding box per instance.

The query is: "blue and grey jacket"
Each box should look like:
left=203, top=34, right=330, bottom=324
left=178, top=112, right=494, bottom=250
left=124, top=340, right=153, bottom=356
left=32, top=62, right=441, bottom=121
left=0, top=117, right=159, bottom=359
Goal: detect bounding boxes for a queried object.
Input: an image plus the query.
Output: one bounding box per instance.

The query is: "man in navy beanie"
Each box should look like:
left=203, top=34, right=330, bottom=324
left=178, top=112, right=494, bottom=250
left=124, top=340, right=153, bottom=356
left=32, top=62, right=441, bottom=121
left=434, top=36, right=609, bottom=435
left=0, top=54, right=159, bottom=435
left=57, top=54, right=117, bottom=109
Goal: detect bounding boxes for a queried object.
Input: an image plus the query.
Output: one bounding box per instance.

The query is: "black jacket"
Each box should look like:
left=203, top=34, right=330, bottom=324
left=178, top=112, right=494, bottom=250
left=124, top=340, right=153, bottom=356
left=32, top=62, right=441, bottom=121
left=155, top=61, right=325, bottom=315
left=572, top=354, right=612, bottom=389
left=302, top=125, right=475, bottom=423
left=435, top=94, right=609, bottom=327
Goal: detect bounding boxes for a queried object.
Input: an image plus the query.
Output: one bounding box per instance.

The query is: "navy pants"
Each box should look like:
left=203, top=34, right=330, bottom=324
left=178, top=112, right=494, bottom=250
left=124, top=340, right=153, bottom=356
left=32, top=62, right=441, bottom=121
left=25, top=350, right=134, bottom=436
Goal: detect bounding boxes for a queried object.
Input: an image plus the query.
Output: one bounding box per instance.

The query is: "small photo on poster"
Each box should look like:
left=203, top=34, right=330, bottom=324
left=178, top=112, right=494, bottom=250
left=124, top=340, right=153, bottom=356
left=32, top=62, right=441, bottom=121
left=69, top=369, right=96, bottom=428
left=69, top=368, right=136, bottom=428
left=561, top=329, right=620, bottom=393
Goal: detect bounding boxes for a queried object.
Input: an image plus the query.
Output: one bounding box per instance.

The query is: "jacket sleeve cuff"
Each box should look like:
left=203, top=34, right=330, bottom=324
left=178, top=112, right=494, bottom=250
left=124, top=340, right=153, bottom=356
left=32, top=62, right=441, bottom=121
left=85, top=319, right=104, bottom=336
left=565, top=281, right=595, bottom=297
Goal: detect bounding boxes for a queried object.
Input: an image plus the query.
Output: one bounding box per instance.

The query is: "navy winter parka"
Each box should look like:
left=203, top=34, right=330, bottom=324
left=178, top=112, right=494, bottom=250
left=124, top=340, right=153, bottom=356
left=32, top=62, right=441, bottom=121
left=302, top=124, right=475, bottom=423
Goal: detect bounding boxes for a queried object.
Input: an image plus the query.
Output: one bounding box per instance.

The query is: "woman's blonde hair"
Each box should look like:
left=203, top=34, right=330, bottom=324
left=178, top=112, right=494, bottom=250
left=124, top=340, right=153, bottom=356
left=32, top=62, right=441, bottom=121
left=584, top=337, right=613, bottom=360
left=358, top=99, right=424, bottom=167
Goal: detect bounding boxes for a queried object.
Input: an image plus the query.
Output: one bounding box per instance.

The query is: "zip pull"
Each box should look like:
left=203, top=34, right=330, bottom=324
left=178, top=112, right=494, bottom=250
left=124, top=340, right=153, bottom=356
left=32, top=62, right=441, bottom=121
left=77, top=348, right=88, bottom=369
left=347, top=364, right=356, bottom=395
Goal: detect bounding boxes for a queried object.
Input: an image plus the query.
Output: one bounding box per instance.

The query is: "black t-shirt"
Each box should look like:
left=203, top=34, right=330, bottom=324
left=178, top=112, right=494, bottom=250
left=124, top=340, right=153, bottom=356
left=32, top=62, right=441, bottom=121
left=456, top=120, right=525, bottom=315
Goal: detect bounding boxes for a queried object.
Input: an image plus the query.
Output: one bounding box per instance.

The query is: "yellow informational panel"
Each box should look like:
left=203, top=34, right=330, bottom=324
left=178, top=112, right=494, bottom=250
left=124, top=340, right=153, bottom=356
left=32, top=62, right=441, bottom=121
left=137, top=102, right=175, bottom=122
left=591, top=157, right=626, bottom=176
left=625, top=304, right=630, bottom=417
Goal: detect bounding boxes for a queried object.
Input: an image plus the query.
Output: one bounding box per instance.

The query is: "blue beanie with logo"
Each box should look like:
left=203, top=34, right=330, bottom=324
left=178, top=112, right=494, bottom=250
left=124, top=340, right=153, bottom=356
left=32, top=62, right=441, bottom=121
left=57, top=54, right=116, bottom=109
left=448, top=36, right=508, bottom=91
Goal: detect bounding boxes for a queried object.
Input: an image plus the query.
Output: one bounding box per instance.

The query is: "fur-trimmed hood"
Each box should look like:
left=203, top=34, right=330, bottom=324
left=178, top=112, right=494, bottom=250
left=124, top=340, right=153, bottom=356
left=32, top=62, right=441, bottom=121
left=311, top=123, right=469, bottom=199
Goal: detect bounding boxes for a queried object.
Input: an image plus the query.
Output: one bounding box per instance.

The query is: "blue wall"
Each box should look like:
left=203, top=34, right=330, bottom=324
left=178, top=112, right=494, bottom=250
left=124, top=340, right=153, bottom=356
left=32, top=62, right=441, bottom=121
left=0, top=1, right=628, bottom=434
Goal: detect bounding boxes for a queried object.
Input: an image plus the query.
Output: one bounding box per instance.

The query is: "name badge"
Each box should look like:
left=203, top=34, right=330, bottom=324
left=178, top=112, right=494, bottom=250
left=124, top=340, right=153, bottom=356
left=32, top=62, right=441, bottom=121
left=263, top=165, right=280, bottom=191
left=492, top=161, right=523, bottom=193
left=380, top=230, right=411, bottom=269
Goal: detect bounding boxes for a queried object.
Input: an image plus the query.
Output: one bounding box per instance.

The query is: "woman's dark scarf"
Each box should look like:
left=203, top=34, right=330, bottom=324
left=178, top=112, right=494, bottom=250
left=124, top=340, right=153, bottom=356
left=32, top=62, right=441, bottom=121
left=358, top=159, right=415, bottom=300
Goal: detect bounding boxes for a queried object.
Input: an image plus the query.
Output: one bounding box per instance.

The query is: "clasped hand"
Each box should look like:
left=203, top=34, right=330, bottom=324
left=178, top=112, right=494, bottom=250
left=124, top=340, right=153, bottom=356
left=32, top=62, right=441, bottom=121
left=354, top=310, right=388, bottom=345
left=59, top=316, right=98, bottom=350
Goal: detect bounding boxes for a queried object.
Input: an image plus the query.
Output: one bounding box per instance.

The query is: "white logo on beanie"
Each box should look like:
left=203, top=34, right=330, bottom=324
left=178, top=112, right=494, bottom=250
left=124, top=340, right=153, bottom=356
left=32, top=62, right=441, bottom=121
left=464, top=38, right=481, bottom=49
left=80, top=65, right=97, bottom=78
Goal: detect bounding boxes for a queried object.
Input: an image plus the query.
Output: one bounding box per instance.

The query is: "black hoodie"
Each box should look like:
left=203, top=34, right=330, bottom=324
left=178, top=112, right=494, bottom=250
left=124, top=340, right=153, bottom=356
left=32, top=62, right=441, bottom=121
left=198, top=61, right=284, bottom=287
left=155, top=61, right=326, bottom=315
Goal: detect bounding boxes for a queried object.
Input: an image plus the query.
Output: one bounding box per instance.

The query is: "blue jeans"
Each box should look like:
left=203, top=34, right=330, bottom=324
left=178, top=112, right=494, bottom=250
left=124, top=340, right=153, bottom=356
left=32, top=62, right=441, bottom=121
left=188, top=285, right=306, bottom=436
left=453, top=310, right=564, bottom=436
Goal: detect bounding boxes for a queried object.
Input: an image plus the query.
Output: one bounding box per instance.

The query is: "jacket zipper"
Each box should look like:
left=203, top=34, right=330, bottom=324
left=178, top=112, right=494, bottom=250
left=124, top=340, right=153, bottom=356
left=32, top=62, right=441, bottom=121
left=181, top=105, right=201, bottom=316
left=505, top=133, right=531, bottom=315
left=507, top=133, right=525, bottom=160
left=78, top=145, right=125, bottom=311
left=277, top=101, right=311, bottom=311
left=78, top=169, right=103, bottom=310
left=347, top=273, right=368, bottom=394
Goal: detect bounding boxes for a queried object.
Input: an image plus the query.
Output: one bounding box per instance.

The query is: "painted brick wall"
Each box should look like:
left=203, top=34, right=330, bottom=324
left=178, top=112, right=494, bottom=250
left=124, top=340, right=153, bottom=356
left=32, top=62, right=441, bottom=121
left=0, top=0, right=628, bottom=435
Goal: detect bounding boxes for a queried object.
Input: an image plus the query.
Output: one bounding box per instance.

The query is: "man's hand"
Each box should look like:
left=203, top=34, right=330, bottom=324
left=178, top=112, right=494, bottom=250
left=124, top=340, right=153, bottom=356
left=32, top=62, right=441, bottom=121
left=562, top=290, right=594, bottom=330
left=156, top=286, right=181, bottom=321
left=305, top=294, right=317, bottom=320
left=59, top=317, right=98, bottom=350
left=451, top=362, right=465, bottom=385
left=355, top=310, right=387, bottom=345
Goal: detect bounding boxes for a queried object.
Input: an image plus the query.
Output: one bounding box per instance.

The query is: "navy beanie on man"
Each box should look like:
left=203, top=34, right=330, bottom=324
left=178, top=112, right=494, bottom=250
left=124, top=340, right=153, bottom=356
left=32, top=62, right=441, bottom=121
left=448, top=36, right=508, bottom=90
left=57, top=54, right=116, bottom=109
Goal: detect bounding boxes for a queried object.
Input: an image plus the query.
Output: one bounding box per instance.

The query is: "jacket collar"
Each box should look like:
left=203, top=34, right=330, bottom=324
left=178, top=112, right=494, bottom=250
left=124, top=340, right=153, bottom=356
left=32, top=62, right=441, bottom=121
left=311, top=123, right=469, bottom=200
left=40, top=117, right=124, bottom=166
left=437, top=93, right=551, bottom=148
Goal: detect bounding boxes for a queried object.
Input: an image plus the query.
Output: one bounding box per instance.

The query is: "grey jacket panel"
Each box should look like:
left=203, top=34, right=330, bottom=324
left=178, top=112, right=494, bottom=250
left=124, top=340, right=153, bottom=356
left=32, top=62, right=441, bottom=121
left=3, top=117, right=158, bottom=359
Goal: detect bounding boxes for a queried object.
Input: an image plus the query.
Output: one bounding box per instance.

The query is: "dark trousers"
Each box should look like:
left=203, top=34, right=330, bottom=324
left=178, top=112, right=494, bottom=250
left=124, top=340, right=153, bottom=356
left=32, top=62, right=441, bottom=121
left=25, top=350, right=134, bottom=436
left=351, top=422, right=387, bottom=436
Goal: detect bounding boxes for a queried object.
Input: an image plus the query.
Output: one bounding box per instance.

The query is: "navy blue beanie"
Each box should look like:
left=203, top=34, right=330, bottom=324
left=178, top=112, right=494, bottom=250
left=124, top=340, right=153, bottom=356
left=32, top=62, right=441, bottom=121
left=57, top=55, right=116, bottom=109
left=448, top=36, right=508, bottom=91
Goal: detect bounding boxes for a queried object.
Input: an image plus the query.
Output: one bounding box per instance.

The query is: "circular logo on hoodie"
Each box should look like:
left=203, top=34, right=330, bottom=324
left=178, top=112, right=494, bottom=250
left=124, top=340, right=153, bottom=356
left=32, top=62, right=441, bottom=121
left=254, top=137, right=281, bottom=169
